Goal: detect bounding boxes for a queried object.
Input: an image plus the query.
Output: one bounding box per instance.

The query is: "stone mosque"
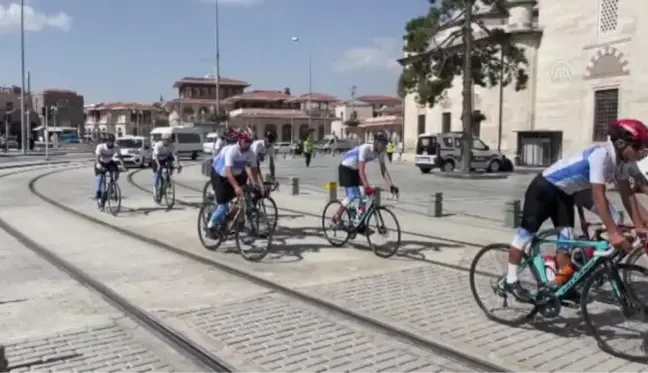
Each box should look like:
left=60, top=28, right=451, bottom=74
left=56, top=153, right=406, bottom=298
left=402, top=0, right=645, bottom=166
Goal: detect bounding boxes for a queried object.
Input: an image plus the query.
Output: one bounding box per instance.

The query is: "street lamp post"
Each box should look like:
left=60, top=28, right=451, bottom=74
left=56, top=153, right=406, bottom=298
left=20, top=0, right=27, bottom=154
left=214, top=0, right=221, bottom=129
left=291, top=36, right=313, bottom=134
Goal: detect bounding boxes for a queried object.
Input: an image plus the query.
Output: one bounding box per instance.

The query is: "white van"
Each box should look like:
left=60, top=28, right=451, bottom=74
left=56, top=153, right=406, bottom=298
left=150, top=127, right=204, bottom=160
left=203, top=132, right=219, bottom=154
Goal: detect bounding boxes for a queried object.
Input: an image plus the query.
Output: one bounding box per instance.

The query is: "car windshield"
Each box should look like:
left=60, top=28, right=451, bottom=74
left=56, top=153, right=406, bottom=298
left=205, top=135, right=218, bottom=142
left=116, top=139, right=142, bottom=148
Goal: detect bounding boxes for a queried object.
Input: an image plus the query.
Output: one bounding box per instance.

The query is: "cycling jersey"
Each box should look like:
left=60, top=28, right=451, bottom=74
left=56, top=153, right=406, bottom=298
left=95, top=143, right=120, bottom=163
left=212, top=144, right=257, bottom=177
left=152, top=141, right=175, bottom=158
left=542, top=141, right=628, bottom=195
left=212, top=138, right=225, bottom=155
left=250, top=140, right=267, bottom=161
left=340, top=144, right=385, bottom=169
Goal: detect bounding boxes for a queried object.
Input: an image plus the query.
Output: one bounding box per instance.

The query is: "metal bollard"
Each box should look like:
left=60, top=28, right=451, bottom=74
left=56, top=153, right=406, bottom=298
left=374, top=187, right=381, bottom=207
left=504, top=200, right=522, bottom=228
left=0, top=345, right=7, bottom=372
left=427, top=192, right=443, bottom=217
left=201, top=158, right=211, bottom=177
left=290, top=177, right=299, bottom=195
left=325, top=181, right=337, bottom=201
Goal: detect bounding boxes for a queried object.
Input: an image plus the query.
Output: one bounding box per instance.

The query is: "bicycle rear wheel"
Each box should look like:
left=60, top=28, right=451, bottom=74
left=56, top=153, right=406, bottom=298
left=365, top=206, right=401, bottom=258
left=163, top=178, right=175, bottom=209
left=202, top=180, right=213, bottom=202
left=235, top=208, right=271, bottom=262
left=197, top=203, right=223, bottom=251
left=255, top=196, right=278, bottom=237
left=469, top=243, right=539, bottom=326
left=581, top=263, right=648, bottom=361
left=321, top=200, right=351, bottom=247
left=106, top=182, right=121, bottom=216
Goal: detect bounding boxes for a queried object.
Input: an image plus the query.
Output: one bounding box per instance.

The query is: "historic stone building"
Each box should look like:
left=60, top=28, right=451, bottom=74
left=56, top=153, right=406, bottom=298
left=403, top=0, right=643, bottom=166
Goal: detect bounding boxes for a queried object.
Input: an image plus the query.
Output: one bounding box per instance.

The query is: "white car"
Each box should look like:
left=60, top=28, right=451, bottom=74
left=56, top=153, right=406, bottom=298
left=203, top=132, right=219, bottom=154
left=117, top=136, right=151, bottom=168
left=274, top=142, right=293, bottom=157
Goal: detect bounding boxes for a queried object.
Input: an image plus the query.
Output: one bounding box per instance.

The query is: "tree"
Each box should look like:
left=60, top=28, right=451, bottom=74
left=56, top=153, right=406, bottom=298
left=398, top=0, right=529, bottom=173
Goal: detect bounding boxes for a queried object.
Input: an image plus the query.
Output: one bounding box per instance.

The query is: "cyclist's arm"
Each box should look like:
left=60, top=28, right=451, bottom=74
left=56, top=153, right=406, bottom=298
left=246, top=153, right=263, bottom=187
left=152, top=143, right=162, bottom=167
left=589, top=149, right=622, bottom=236
left=172, top=145, right=180, bottom=166
left=94, top=145, right=102, bottom=164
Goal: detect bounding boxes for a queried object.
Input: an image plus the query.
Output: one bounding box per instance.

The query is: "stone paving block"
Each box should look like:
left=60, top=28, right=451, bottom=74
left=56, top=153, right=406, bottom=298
left=173, top=293, right=476, bottom=372
left=3, top=324, right=174, bottom=372
left=301, top=264, right=648, bottom=371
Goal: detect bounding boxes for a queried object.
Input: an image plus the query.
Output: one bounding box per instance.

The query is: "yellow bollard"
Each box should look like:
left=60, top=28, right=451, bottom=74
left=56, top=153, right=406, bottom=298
left=325, top=181, right=337, bottom=201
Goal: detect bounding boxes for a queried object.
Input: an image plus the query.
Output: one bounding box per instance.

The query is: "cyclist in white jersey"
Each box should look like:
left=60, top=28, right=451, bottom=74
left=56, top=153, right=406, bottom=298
left=504, top=119, right=648, bottom=301
left=152, top=133, right=182, bottom=197
left=249, top=131, right=278, bottom=190
left=206, top=129, right=262, bottom=237
left=333, top=132, right=399, bottom=223
left=94, top=134, right=126, bottom=200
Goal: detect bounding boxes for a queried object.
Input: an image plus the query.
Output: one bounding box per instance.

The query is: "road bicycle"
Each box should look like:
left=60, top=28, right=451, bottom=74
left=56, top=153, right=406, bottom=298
left=255, top=181, right=279, bottom=236
left=154, top=162, right=176, bottom=209
left=321, top=189, right=401, bottom=258
left=469, top=229, right=648, bottom=360
left=197, top=185, right=273, bottom=261
left=96, top=166, right=123, bottom=216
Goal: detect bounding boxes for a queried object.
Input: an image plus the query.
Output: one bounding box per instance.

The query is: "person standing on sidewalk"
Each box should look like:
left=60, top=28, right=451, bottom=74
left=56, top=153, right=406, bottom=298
left=303, top=135, right=315, bottom=167
left=397, top=141, right=403, bottom=161
left=386, top=141, right=395, bottom=163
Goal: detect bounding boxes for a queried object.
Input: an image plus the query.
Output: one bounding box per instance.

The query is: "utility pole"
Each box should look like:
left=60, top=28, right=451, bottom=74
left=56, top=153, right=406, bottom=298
left=214, top=0, right=222, bottom=130
left=20, top=0, right=26, bottom=154
left=460, top=0, right=474, bottom=173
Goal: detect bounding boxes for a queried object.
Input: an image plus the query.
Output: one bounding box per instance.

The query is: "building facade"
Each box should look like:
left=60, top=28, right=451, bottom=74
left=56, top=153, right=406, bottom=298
left=31, top=89, right=85, bottom=131
left=331, top=96, right=403, bottom=142
left=84, top=102, right=160, bottom=139
left=403, top=0, right=646, bottom=166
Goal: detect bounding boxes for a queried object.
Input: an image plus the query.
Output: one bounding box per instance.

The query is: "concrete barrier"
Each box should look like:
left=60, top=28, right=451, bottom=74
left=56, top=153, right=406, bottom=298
left=427, top=192, right=443, bottom=217
left=290, top=177, right=299, bottom=195
left=0, top=345, right=7, bottom=372
left=504, top=200, right=521, bottom=228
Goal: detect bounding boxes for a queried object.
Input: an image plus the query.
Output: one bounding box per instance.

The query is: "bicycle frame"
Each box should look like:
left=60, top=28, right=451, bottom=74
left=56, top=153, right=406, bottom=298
left=523, top=237, right=620, bottom=298
left=349, top=196, right=377, bottom=228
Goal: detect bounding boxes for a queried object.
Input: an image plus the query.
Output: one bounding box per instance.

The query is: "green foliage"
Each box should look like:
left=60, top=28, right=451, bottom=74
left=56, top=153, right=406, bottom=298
left=398, top=0, right=529, bottom=107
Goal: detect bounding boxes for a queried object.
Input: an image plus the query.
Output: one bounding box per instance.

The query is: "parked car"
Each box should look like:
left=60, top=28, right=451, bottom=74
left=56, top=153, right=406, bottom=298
left=274, top=142, right=293, bottom=157
left=414, top=132, right=505, bottom=173
left=316, top=136, right=356, bottom=155
left=203, top=132, right=219, bottom=154
left=117, top=136, right=151, bottom=168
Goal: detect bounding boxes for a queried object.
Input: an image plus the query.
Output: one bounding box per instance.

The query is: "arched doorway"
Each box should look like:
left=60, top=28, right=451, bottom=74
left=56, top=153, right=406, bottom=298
left=264, top=124, right=277, bottom=139
left=299, top=124, right=310, bottom=140
left=281, top=124, right=291, bottom=142
left=317, top=125, right=324, bottom=140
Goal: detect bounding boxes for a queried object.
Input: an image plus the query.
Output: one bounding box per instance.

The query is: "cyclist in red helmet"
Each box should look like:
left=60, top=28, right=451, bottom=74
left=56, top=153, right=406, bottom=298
left=502, top=118, right=648, bottom=302
left=205, top=127, right=262, bottom=239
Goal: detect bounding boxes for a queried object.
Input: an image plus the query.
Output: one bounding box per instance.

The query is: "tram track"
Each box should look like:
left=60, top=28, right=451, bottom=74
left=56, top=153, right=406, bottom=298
left=22, top=166, right=515, bottom=371
left=0, top=166, right=234, bottom=372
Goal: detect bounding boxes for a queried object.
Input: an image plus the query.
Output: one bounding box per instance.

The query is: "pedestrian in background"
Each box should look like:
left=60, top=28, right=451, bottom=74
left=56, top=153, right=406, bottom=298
left=386, top=141, right=395, bottom=163
left=303, top=135, right=315, bottom=167
left=397, top=141, right=403, bottom=161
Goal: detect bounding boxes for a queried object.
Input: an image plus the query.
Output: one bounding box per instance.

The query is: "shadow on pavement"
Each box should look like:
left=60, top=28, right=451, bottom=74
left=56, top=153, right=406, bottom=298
left=121, top=206, right=185, bottom=215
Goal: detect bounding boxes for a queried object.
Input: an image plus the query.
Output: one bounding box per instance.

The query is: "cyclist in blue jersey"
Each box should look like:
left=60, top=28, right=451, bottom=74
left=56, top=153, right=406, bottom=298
left=505, top=119, right=648, bottom=301
left=332, top=132, right=399, bottom=223
left=206, top=129, right=262, bottom=238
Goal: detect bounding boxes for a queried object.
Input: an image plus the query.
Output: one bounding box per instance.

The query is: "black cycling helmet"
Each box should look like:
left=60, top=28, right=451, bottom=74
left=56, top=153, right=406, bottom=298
left=265, top=130, right=277, bottom=143
left=105, top=133, right=116, bottom=142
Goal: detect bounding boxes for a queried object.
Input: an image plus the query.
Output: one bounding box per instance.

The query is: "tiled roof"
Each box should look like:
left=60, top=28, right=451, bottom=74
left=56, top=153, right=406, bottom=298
left=356, top=95, right=400, bottom=103
left=223, top=90, right=292, bottom=103
left=360, top=115, right=403, bottom=127
left=87, top=102, right=160, bottom=111
left=173, top=76, right=249, bottom=88
left=230, top=108, right=310, bottom=119
left=285, top=93, right=338, bottom=103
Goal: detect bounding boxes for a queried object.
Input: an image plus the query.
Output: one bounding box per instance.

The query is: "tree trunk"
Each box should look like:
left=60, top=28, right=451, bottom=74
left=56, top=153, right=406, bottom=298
left=461, top=0, right=474, bottom=174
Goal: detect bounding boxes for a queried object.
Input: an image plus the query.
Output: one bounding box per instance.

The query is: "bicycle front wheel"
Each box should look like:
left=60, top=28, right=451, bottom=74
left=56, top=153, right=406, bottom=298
left=581, top=263, right=648, bottom=361
left=365, top=206, right=401, bottom=258
left=255, top=196, right=278, bottom=236
left=106, top=182, right=121, bottom=216
left=163, top=179, right=176, bottom=209
left=235, top=208, right=271, bottom=262
left=469, top=243, right=539, bottom=326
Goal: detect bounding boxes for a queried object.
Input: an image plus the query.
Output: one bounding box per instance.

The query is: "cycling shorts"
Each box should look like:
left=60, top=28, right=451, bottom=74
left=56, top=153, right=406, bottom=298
left=94, top=160, right=119, bottom=176
left=338, top=165, right=360, bottom=187
left=152, top=156, right=174, bottom=172
left=210, top=168, right=248, bottom=204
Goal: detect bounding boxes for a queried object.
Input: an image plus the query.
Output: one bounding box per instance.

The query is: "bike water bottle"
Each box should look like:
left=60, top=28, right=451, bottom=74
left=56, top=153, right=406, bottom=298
left=544, top=256, right=556, bottom=281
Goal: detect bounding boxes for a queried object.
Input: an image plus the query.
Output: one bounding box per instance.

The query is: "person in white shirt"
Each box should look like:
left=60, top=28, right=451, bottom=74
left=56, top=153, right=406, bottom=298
left=94, top=134, right=126, bottom=200
left=250, top=131, right=278, bottom=185
left=152, top=133, right=182, bottom=198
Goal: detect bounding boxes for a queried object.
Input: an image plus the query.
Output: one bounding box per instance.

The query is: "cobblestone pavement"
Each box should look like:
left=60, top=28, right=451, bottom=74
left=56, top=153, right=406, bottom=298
left=10, top=166, right=480, bottom=372
left=0, top=169, right=201, bottom=372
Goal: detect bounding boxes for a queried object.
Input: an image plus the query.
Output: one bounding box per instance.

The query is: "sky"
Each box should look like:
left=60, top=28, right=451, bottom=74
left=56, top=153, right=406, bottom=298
left=0, top=0, right=430, bottom=104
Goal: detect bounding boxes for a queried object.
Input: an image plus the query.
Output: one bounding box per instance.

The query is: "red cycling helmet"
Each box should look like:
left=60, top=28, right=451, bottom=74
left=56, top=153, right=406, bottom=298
left=236, top=128, right=252, bottom=142
left=608, top=119, right=648, bottom=147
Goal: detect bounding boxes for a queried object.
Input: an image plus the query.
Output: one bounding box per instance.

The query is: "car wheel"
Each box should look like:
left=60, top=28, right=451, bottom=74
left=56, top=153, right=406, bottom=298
left=442, top=160, right=455, bottom=172
left=419, top=167, right=432, bottom=174
left=487, top=160, right=501, bottom=173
